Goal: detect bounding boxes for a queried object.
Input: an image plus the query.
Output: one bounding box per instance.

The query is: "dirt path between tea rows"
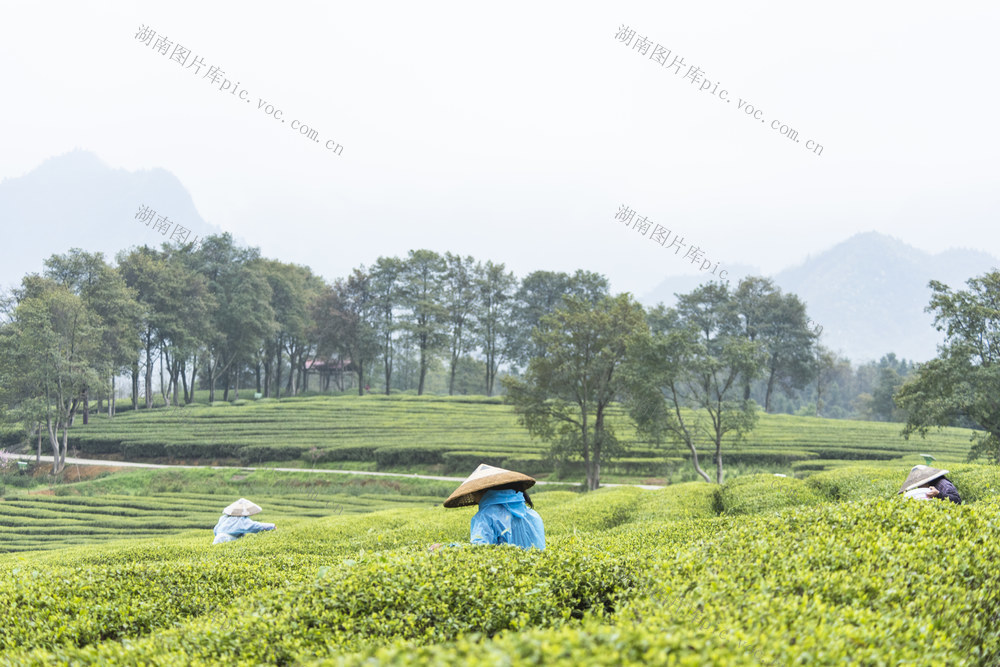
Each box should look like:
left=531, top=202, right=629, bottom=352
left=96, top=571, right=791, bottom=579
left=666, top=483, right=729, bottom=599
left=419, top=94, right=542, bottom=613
left=11, top=454, right=665, bottom=490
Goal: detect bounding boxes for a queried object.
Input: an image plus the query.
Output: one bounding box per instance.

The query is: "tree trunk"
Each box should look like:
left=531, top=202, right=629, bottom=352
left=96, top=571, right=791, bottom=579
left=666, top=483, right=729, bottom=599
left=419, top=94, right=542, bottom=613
left=208, top=356, right=218, bottom=403
left=159, top=348, right=167, bottom=407
left=592, top=406, right=607, bottom=491
left=417, top=346, right=428, bottom=396
left=131, top=362, right=139, bottom=411
left=144, top=341, right=154, bottom=409
left=255, top=362, right=262, bottom=394
left=715, top=440, right=724, bottom=484
left=188, top=354, right=198, bottom=404
left=764, top=363, right=778, bottom=413
left=449, top=355, right=458, bottom=395
left=383, top=349, right=393, bottom=395
left=356, top=360, right=364, bottom=396
left=582, top=410, right=594, bottom=491
left=36, top=423, right=42, bottom=464
left=171, top=357, right=181, bottom=406
left=180, top=364, right=189, bottom=404
left=82, top=388, right=89, bottom=425
left=263, top=358, right=271, bottom=398
left=687, top=441, right=712, bottom=483
left=60, top=415, right=72, bottom=472
left=47, top=418, right=60, bottom=474
left=275, top=343, right=283, bottom=400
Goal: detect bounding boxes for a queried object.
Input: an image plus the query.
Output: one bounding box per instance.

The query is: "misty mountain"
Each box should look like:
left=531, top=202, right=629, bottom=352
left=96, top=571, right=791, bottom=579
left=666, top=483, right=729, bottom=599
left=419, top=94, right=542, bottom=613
left=0, top=150, right=221, bottom=290
left=4, top=152, right=996, bottom=365
left=642, top=232, right=999, bottom=363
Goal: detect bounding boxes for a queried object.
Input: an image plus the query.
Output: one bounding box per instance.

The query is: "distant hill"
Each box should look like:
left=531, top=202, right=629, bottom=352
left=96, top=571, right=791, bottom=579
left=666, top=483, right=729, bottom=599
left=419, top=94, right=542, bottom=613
left=0, top=150, right=222, bottom=290
left=5, top=153, right=996, bottom=364
left=642, top=232, right=999, bottom=363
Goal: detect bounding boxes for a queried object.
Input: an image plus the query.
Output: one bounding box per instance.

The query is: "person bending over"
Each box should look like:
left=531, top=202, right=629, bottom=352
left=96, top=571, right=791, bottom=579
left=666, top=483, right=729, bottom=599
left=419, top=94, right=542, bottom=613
left=441, top=463, right=545, bottom=550
left=213, top=498, right=277, bottom=544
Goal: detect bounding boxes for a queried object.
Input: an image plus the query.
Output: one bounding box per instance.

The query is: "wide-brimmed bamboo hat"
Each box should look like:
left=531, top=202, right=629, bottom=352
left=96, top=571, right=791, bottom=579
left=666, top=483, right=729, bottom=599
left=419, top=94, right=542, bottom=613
left=223, top=498, right=263, bottom=516
left=898, top=465, right=949, bottom=494
left=443, top=464, right=536, bottom=508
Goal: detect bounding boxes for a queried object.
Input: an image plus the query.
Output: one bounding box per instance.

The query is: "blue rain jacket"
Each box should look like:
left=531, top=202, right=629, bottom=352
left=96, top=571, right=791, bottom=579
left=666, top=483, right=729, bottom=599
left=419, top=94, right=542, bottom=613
left=212, top=515, right=276, bottom=544
left=470, top=489, right=545, bottom=550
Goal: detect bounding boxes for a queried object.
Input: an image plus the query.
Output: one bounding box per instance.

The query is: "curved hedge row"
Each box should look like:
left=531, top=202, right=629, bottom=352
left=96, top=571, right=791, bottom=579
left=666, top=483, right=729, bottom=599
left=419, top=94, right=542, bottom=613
left=52, top=395, right=978, bottom=478
left=3, top=468, right=999, bottom=665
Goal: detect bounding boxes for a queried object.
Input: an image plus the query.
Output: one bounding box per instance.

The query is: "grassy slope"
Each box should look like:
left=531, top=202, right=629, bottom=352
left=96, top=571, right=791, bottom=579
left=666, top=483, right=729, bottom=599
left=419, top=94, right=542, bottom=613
left=0, top=468, right=453, bottom=553
left=0, top=464, right=997, bottom=665
left=55, top=394, right=978, bottom=480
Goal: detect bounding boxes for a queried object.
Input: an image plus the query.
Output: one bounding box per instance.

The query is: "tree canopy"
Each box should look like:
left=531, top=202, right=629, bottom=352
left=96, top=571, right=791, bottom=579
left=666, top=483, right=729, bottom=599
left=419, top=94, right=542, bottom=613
left=896, top=271, right=1000, bottom=462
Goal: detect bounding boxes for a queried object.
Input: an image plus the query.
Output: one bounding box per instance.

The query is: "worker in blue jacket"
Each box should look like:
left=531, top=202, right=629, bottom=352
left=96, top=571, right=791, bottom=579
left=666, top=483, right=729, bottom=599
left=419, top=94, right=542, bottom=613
left=213, top=498, right=277, bottom=544
left=442, top=464, right=545, bottom=550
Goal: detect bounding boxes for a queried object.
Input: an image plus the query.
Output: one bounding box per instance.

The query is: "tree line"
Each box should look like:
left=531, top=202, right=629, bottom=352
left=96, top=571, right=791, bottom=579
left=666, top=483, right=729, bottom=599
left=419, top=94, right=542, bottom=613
left=3, top=234, right=993, bottom=481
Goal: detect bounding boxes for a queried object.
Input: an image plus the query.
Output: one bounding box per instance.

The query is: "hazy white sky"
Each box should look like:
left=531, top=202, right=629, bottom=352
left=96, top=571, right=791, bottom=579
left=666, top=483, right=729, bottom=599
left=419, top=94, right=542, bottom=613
left=2, top=0, right=997, bottom=295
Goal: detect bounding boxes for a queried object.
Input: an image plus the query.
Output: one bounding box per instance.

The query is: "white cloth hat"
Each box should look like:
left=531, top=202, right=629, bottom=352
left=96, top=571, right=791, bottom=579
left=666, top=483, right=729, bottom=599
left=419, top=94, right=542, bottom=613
left=223, top=498, right=263, bottom=516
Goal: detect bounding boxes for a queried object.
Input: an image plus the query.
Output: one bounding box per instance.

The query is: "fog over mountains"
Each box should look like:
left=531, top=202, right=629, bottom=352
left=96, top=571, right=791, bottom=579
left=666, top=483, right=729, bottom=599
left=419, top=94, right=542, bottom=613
left=2, top=151, right=996, bottom=365
left=0, top=150, right=222, bottom=288
left=644, top=234, right=999, bottom=364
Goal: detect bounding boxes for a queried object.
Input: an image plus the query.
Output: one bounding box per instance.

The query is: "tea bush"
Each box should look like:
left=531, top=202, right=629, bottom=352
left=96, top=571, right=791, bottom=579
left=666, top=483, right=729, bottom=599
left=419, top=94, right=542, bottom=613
left=2, top=465, right=998, bottom=665
left=60, top=394, right=980, bottom=477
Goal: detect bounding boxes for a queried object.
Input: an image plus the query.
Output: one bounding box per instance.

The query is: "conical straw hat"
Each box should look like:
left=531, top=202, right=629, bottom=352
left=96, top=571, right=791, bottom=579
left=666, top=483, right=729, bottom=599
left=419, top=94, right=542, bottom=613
left=898, top=465, right=949, bottom=494
left=443, top=463, right=536, bottom=508
left=223, top=498, right=263, bottom=516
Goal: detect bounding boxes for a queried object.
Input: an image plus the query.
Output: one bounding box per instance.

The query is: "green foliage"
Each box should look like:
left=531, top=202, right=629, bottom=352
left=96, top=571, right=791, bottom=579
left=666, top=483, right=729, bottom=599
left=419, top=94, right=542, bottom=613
left=716, top=473, right=825, bottom=515
left=60, top=394, right=983, bottom=481
left=897, top=271, right=1000, bottom=463
left=503, top=294, right=649, bottom=490
left=1, top=466, right=998, bottom=664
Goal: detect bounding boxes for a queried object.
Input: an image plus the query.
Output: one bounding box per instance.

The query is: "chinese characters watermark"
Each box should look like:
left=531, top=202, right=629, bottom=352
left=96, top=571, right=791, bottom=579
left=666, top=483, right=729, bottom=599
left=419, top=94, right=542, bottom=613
left=133, top=25, right=344, bottom=157
left=134, top=204, right=202, bottom=247
left=614, top=204, right=729, bottom=282
left=613, top=25, right=824, bottom=157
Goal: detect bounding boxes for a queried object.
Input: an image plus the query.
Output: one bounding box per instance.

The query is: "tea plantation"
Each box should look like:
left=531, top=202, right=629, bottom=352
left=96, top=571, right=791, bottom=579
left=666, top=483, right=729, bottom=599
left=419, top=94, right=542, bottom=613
left=0, top=468, right=450, bottom=553
left=1, top=464, right=998, bottom=665
left=40, top=394, right=981, bottom=480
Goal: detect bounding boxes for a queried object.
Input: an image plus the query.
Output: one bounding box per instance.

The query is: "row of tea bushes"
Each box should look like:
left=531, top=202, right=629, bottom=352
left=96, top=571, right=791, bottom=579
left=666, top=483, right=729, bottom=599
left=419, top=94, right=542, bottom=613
left=2, top=467, right=998, bottom=664
left=56, top=394, right=978, bottom=476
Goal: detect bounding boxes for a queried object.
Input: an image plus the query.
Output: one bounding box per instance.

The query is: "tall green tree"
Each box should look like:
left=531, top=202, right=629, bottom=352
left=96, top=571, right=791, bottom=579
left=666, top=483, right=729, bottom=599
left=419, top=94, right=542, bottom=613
left=475, top=260, right=517, bottom=397
left=896, top=272, right=1000, bottom=462
left=259, top=260, right=319, bottom=398
left=503, top=294, right=647, bottom=490
left=44, top=250, right=143, bottom=418
left=370, top=256, right=404, bottom=394
left=190, top=235, right=273, bottom=403
left=732, top=277, right=817, bottom=412
left=318, top=270, right=379, bottom=395
left=117, top=247, right=170, bottom=409
left=0, top=278, right=103, bottom=472
left=400, top=250, right=448, bottom=395
left=625, top=283, right=767, bottom=483
left=442, top=253, right=479, bottom=395
left=509, top=270, right=609, bottom=369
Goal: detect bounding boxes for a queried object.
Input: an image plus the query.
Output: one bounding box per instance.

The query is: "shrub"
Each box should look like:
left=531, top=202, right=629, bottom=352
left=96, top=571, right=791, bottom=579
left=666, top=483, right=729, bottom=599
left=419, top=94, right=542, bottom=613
left=716, top=473, right=825, bottom=515
left=373, top=446, right=444, bottom=468
left=441, top=451, right=509, bottom=472
left=238, top=444, right=307, bottom=464
left=300, top=446, right=376, bottom=464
